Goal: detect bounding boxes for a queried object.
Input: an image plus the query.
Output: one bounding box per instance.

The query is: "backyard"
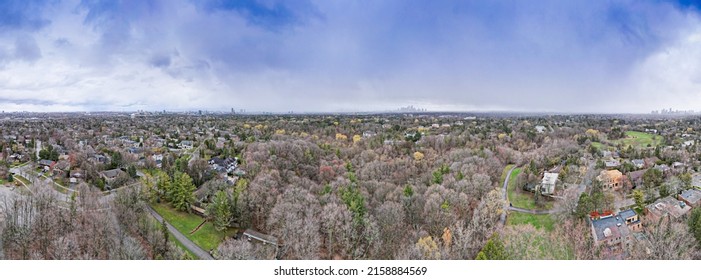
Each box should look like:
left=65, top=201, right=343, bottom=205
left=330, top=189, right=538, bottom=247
left=506, top=168, right=554, bottom=210
left=151, top=203, right=238, bottom=252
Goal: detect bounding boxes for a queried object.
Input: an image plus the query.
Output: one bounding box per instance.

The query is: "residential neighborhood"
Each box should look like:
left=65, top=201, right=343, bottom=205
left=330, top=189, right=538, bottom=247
left=0, top=112, right=700, bottom=261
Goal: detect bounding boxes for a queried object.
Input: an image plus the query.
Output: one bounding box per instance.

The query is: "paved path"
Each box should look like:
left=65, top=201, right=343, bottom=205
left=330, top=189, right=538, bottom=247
left=500, top=165, right=517, bottom=225
left=146, top=205, right=214, bottom=260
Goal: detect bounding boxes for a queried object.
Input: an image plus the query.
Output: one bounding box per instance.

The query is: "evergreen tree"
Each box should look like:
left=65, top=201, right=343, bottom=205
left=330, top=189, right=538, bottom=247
left=172, top=172, right=196, bottom=212
left=208, top=190, right=232, bottom=231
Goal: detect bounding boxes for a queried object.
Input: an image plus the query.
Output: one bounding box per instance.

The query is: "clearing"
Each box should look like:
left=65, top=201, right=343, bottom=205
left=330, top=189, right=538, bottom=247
left=613, top=131, right=661, bottom=148
left=506, top=212, right=555, bottom=232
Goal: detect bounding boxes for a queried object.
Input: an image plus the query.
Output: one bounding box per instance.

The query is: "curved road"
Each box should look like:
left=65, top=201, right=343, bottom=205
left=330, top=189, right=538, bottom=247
left=500, top=165, right=559, bottom=227
left=146, top=205, right=214, bottom=260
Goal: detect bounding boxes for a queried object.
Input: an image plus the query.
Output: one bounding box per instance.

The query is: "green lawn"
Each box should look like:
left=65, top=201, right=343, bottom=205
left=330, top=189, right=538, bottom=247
left=14, top=175, right=31, bottom=186
left=506, top=168, right=554, bottom=210
left=591, top=142, right=606, bottom=150
left=151, top=203, right=237, bottom=252
left=506, top=212, right=555, bottom=232
left=614, top=131, right=661, bottom=148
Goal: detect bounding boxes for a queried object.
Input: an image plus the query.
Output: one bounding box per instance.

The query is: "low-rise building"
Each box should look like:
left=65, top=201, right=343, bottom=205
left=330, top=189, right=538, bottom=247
left=604, top=160, right=621, bottom=170
left=645, top=196, right=691, bottom=221
left=590, top=211, right=633, bottom=259
left=678, top=189, right=701, bottom=208
left=597, top=170, right=623, bottom=191
left=631, top=159, right=645, bottom=169
left=538, top=172, right=558, bottom=195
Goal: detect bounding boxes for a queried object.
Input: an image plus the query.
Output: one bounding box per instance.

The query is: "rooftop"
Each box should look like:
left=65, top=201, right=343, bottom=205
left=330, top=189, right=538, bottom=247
left=679, top=189, right=701, bottom=205
left=619, top=209, right=637, bottom=221
left=591, top=214, right=630, bottom=242
left=646, top=196, right=691, bottom=219
left=542, top=172, right=558, bottom=185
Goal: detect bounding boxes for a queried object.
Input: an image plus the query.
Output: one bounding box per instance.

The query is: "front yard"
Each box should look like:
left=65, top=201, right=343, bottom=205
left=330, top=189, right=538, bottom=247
left=151, top=202, right=238, bottom=252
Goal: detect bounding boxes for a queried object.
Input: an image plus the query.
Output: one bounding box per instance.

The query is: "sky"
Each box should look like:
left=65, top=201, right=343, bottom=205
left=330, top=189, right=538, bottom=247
left=1, top=0, right=701, bottom=113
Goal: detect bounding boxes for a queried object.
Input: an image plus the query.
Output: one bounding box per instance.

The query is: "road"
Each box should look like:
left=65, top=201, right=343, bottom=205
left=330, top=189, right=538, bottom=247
left=500, top=165, right=517, bottom=225
left=146, top=205, right=214, bottom=260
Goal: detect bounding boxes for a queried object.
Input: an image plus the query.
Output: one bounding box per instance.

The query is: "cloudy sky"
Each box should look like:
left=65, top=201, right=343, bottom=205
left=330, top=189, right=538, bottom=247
left=1, top=0, right=701, bottom=113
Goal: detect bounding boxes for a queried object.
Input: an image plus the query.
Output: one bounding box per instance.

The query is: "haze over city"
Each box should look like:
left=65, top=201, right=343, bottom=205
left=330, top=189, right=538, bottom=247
left=1, top=0, right=701, bottom=113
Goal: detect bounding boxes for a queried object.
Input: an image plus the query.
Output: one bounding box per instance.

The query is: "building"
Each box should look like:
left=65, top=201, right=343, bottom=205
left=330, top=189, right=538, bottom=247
left=590, top=211, right=633, bottom=258
left=240, top=229, right=279, bottom=247
left=682, top=140, right=694, bottom=148
left=678, top=189, right=701, bottom=208
left=178, top=140, right=194, bottom=149
left=631, top=159, right=645, bottom=169
left=604, top=160, right=621, bottom=170
left=535, top=125, right=546, bottom=133
left=597, top=170, right=623, bottom=191
left=539, top=172, right=558, bottom=195
left=693, top=173, right=701, bottom=188
left=99, top=168, right=125, bottom=185
left=618, top=209, right=643, bottom=232
left=627, top=169, right=645, bottom=189
left=645, top=196, right=691, bottom=221
left=38, top=159, right=56, bottom=172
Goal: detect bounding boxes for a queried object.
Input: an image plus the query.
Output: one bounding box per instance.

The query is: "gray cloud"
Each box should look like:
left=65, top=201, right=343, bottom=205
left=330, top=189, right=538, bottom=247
left=1, top=0, right=701, bottom=112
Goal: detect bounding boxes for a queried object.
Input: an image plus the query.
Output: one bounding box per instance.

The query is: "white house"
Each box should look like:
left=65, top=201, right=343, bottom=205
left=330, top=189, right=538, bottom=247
left=539, top=172, right=559, bottom=195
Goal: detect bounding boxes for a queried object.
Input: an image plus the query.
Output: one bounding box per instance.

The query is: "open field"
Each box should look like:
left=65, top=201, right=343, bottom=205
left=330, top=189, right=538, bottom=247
left=614, top=131, right=661, bottom=148
left=151, top=203, right=238, bottom=252
left=506, top=212, right=555, bottom=232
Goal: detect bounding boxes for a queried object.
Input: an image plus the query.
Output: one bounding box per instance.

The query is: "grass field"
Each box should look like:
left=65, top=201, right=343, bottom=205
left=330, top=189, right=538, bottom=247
left=506, top=212, right=555, bottom=232
left=151, top=203, right=238, bottom=252
left=591, top=142, right=606, bottom=150
left=614, top=131, right=661, bottom=148
left=506, top=168, right=554, bottom=210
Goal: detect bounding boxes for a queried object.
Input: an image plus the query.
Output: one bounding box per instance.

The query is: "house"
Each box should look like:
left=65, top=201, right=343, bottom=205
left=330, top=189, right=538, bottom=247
left=682, top=140, right=694, bottom=148
left=678, top=189, right=701, bottom=208
left=653, top=164, right=671, bottom=175
left=692, top=173, right=701, bottom=188
left=631, top=159, right=645, bottom=169
left=645, top=196, right=691, bottom=221
left=538, top=172, right=558, bottom=195
left=209, top=157, right=238, bottom=174
left=99, top=168, right=125, bottom=184
left=535, top=125, right=546, bottom=133
left=178, top=140, right=194, bottom=149
left=362, top=131, right=376, bottom=138
left=618, top=209, right=643, bottom=232
left=590, top=211, right=633, bottom=258
left=672, top=162, right=685, bottom=169
left=604, top=160, right=621, bottom=170
left=239, top=229, right=279, bottom=247
left=38, top=159, right=56, bottom=172
left=627, top=170, right=646, bottom=189
left=597, top=170, right=623, bottom=191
